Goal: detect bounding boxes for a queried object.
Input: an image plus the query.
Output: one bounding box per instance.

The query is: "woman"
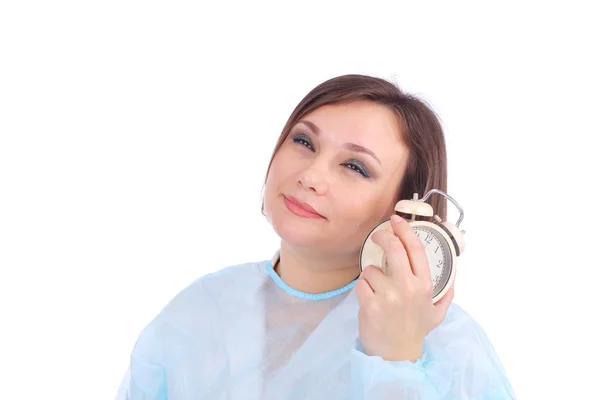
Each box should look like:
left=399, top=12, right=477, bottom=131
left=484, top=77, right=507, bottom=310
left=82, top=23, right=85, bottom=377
left=116, top=74, right=516, bottom=399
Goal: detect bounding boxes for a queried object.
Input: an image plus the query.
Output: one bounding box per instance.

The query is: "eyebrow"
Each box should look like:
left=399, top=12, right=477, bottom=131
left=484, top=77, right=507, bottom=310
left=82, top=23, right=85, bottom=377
left=297, top=120, right=382, bottom=166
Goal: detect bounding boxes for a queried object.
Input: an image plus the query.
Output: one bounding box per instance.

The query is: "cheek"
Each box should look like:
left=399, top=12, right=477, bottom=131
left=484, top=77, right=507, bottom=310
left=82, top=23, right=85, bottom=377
left=266, top=154, right=290, bottom=188
left=267, top=148, right=303, bottom=185
left=333, top=190, right=396, bottom=233
left=264, top=151, right=297, bottom=206
left=334, top=193, right=379, bottom=228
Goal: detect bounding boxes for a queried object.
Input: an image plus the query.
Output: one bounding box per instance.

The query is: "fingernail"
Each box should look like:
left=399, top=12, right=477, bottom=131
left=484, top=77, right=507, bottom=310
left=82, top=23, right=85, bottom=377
left=391, top=214, right=402, bottom=224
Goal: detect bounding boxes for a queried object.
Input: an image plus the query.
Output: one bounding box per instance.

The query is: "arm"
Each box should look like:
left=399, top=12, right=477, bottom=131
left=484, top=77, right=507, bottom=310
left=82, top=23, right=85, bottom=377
left=350, top=304, right=517, bottom=399
left=114, top=278, right=222, bottom=400
left=115, top=330, right=169, bottom=400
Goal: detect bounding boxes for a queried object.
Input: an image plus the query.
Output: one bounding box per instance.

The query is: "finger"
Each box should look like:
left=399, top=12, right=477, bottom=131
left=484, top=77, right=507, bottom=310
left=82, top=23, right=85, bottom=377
left=370, top=228, right=413, bottom=285
left=360, top=264, right=395, bottom=295
left=355, top=278, right=375, bottom=304
left=390, top=214, right=430, bottom=280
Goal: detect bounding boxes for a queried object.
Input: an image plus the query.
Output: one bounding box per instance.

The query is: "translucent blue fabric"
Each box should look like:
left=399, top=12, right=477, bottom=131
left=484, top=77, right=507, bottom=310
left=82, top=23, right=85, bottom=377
left=116, top=255, right=516, bottom=399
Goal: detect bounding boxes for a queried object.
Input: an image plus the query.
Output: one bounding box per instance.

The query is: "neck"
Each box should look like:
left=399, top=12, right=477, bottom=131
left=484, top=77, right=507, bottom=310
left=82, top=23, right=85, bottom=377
left=274, top=241, right=361, bottom=294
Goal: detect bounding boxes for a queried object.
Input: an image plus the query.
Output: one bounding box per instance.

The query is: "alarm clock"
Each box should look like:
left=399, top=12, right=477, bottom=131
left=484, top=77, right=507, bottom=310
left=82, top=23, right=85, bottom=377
left=359, top=189, right=466, bottom=304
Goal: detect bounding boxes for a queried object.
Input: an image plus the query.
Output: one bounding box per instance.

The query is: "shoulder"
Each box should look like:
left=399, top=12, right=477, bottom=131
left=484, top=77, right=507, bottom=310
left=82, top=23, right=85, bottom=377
left=158, top=258, right=270, bottom=317
left=198, top=259, right=269, bottom=288
left=443, top=302, right=481, bottom=329
left=123, top=260, right=270, bottom=398
left=427, top=302, right=492, bottom=347
left=129, top=259, right=270, bottom=356
left=425, top=302, right=514, bottom=394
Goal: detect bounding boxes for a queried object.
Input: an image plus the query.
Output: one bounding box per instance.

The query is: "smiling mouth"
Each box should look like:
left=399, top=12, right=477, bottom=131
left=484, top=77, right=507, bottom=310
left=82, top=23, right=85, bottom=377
left=283, top=196, right=325, bottom=219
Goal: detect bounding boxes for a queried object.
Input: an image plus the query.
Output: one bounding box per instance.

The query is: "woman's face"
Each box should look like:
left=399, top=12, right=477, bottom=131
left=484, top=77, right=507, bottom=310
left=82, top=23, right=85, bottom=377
left=263, top=100, right=409, bottom=258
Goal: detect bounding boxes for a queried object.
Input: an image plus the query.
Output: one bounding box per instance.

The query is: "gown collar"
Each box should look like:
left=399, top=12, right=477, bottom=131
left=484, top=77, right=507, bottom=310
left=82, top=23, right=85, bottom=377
left=266, top=250, right=358, bottom=301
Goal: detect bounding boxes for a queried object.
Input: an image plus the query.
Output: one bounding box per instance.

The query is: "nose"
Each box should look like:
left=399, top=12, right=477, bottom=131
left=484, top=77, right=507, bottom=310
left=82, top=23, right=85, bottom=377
left=298, top=162, right=328, bottom=195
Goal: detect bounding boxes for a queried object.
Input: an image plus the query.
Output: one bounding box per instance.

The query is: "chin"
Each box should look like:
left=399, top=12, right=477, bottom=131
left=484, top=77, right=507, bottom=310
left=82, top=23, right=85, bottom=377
left=272, top=221, right=321, bottom=247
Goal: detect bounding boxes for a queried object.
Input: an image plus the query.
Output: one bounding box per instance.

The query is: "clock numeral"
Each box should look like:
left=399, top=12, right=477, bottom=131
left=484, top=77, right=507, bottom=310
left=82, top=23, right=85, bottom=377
left=433, top=275, right=441, bottom=285
left=425, top=233, right=433, bottom=244
left=436, top=259, right=444, bottom=268
left=435, top=245, right=440, bottom=254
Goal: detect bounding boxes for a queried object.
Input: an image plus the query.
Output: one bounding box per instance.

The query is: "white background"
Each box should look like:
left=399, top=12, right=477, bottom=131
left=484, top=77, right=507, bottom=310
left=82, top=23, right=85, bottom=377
left=1, top=1, right=598, bottom=399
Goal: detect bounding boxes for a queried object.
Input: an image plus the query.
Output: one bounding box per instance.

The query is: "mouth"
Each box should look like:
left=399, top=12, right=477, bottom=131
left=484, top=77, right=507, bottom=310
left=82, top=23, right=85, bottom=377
left=283, top=195, right=325, bottom=219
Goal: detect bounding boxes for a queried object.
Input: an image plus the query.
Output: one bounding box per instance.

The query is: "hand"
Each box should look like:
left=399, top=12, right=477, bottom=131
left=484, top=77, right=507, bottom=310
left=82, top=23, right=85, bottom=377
left=355, top=214, right=454, bottom=362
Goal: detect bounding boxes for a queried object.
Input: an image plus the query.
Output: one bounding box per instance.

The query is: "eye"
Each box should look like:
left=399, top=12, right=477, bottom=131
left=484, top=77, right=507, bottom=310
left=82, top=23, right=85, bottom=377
left=343, top=159, right=370, bottom=178
left=291, top=135, right=370, bottom=178
left=292, top=134, right=315, bottom=151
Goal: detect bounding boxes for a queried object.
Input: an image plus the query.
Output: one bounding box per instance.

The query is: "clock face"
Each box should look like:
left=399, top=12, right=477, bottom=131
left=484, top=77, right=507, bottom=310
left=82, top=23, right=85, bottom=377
left=413, top=226, right=452, bottom=296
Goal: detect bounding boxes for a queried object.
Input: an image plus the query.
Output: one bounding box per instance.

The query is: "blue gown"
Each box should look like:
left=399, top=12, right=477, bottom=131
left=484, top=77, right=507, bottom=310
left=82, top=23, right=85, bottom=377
left=115, top=252, right=516, bottom=399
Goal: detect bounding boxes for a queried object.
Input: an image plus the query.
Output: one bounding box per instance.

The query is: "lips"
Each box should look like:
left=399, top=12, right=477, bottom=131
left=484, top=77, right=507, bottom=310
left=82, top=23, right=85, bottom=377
left=283, top=195, right=325, bottom=219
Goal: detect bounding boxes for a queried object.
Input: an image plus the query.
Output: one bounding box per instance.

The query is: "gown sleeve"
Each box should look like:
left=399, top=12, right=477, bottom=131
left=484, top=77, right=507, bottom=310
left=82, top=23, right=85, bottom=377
left=114, top=277, right=223, bottom=400
left=349, top=303, right=517, bottom=399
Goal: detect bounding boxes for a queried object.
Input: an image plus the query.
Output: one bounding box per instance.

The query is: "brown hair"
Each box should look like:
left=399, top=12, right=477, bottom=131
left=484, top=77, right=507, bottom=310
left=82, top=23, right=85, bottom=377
left=262, top=74, right=448, bottom=222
